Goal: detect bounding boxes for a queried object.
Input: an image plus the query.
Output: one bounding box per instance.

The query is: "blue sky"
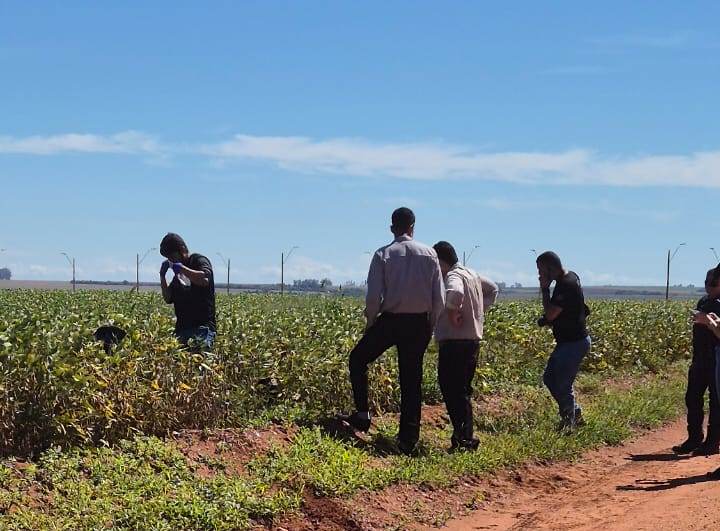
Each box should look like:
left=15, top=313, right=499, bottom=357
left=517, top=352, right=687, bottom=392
left=1, top=1, right=719, bottom=286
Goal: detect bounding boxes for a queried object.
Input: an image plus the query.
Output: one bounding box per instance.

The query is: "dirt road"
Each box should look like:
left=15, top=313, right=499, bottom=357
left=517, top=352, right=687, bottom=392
left=442, top=420, right=720, bottom=530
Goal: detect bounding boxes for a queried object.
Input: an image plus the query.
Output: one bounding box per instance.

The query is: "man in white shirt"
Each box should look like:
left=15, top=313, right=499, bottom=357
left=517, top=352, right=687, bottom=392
left=433, top=241, right=498, bottom=451
left=340, top=208, right=445, bottom=455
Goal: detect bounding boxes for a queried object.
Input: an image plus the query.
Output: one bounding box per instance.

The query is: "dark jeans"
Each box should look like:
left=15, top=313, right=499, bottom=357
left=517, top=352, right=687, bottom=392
left=349, top=312, right=432, bottom=444
left=176, top=326, right=216, bottom=352
left=438, top=340, right=480, bottom=442
left=543, top=336, right=591, bottom=419
left=686, top=358, right=719, bottom=441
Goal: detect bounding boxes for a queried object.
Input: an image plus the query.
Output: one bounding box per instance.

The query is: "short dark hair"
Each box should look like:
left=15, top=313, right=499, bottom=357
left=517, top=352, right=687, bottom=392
left=707, top=265, right=720, bottom=286
left=536, top=251, right=563, bottom=270
left=160, top=233, right=187, bottom=258
left=391, top=207, right=415, bottom=233
left=433, top=241, right=459, bottom=266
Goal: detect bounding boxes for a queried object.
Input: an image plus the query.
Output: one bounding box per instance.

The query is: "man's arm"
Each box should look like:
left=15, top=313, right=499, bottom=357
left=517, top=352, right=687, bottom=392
left=445, top=271, right=465, bottom=327
left=430, top=257, right=446, bottom=329
left=174, top=259, right=211, bottom=287
left=539, top=273, right=562, bottom=323
left=364, top=252, right=384, bottom=328
left=694, top=312, right=720, bottom=339
left=477, top=274, right=498, bottom=312
left=160, top=262, right=173, bottom=304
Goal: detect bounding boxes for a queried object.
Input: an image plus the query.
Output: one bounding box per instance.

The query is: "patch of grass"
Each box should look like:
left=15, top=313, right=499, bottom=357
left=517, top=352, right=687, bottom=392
left=0, top=438, right=300, bottom=530
left=251, top=363, right=686, bottom=497
left=0, top=364, right=687, bottom=529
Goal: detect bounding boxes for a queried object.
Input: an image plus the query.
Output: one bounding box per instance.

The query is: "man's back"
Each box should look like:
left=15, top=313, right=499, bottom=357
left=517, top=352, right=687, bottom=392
left=365, top=235, right=444, bottom=325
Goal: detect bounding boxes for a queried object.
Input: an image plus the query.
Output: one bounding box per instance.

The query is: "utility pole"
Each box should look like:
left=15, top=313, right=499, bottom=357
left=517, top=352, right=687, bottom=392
left=281, top=246, right=298, bottom=295
left=136, top=247, right=157, bottom=292
left=665, top=243, right=686, bottom=301
left=463, top=245, right=480, bottom=266
left=61, top=252, right=75, bottom=292
left=217, top=253, right=231, bottom=295
left=711, top=247, right=719, bottom=263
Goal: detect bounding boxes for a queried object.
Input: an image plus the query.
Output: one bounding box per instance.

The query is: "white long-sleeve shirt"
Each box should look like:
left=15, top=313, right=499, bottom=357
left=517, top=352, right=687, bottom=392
left=365, top=235, right=445, bottom=328
left=435, top=264, right=498, bottom=342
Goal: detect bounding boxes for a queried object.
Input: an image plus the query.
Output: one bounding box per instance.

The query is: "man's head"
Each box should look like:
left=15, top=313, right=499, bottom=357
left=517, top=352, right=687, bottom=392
left=433, top=241, right=459, bottom=276
left=536, top=251, right=564, bottom=282
left=160, top=233, right=189, bottom=263
left=391, top=207, right=415, bottom=238
left=705, top=265, right=720, bottom=296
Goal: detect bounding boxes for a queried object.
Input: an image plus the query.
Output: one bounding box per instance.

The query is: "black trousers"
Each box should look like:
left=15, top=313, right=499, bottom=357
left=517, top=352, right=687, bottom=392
left=686, top=359, right=720, bottom=442
left=438, top=340, right=480, bottom=442
left=349, top=313, right=432, bottom=444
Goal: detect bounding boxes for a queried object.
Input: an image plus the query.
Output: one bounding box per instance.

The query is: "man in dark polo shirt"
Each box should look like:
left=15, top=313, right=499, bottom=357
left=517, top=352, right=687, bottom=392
left=159, top=233, right=216, bottom=351
left=536, top=251, right=591, bottom=431
left=673, top=266, right=720, bottom=455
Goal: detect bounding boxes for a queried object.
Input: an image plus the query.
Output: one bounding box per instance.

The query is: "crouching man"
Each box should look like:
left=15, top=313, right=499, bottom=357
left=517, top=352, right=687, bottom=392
left=159, top=232, right=216, bottom=351
left=433, top=241, right=498, bottom=451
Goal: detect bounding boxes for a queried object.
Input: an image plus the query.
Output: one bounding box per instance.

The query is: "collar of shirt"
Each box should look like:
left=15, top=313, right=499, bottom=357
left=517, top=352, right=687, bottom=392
left=393, top=234, right=413, bottom=243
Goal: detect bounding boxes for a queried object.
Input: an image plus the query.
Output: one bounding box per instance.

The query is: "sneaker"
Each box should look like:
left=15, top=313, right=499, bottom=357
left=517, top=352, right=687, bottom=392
left=692, top=441, right=720, bottom=457
left=672, top=438, right=703, bottom=454
left=396, top=438, right=418, bottom=456
left=574, top=409, right=586, bottom=428
left=337, top=412, right=371, bottom=433
left=450, top=437, right=480, bottom=453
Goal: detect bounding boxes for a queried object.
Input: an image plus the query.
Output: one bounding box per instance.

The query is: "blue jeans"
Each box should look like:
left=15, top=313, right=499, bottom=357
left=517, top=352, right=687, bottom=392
left=177, top=326, right=216, bottom=351
left=543, top=336, right=591, bottom=419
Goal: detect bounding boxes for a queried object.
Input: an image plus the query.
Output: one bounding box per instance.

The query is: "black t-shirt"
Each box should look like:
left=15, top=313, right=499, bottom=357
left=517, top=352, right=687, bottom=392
left=693, top=296, right=720, bottom=364
left=169, top=253, right=216, bottom=333
left=549, top=271, right=588, bottom=343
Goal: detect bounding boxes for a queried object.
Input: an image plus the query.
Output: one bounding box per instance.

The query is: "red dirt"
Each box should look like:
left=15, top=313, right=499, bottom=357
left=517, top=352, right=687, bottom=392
left=173, top=425, right=294, bottom=478
left=441, top=419, right=720, bottom=530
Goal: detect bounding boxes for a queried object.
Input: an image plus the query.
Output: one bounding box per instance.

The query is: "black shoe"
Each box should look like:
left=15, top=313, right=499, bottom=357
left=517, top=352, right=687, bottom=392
left=692, top=441, right=720, bottom=457
left=574, top=409, right=586, bottom=428
left=450, top=437, right=480, bottom=453
left=337, top=412, right=371, bottom=433
left=672, top=437, right=703, bottom=454
left=396, top=438, right=418, bottom=456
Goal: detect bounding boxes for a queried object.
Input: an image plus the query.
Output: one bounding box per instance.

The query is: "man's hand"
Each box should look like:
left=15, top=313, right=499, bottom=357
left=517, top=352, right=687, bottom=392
left=695, top=312, right=720, bottom=328
left=160, top=261, right=170, bottom=276
left=449, top=309, right=463, bottom=328
left=538, top=271, right=552, bottom=290
left=172, top=262, right=184, bottom=274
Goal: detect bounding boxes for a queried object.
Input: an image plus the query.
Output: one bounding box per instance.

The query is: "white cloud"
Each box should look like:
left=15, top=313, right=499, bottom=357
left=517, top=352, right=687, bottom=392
left=0, top=131, right=161, bottom=155
left=203, top=134, right=720, bottom=188
left=3, top=130, right=720, bottom=188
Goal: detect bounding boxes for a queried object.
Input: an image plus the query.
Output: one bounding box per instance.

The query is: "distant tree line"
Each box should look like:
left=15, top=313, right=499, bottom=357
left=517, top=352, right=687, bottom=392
left=292, top=278, right=334, bottom=291
left=0, top=268, right=11, bottom=280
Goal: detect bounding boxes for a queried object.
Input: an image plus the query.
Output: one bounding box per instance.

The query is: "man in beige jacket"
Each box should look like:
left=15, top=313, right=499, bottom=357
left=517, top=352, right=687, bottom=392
left=433, top=241, right=498, bottom=451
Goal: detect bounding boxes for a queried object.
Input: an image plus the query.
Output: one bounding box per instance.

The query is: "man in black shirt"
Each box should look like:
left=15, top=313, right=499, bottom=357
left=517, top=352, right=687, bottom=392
left=673, top=267, right=720, bottom=455
left=159, top=233, right=216, bottom=351
left=536, top=251, right=591, bottom=431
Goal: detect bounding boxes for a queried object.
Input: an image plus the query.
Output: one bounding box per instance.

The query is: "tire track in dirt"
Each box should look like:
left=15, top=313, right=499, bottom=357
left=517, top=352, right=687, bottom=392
left=441, top=420, right=720, bottom=530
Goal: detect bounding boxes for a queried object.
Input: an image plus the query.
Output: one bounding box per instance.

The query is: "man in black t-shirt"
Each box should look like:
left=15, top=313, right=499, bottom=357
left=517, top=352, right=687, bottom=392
left=673, top=267, right=720, bottom=456
left=159, top=233, right=216, bottom=351
left=536, top=251, right=591, bottom=431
